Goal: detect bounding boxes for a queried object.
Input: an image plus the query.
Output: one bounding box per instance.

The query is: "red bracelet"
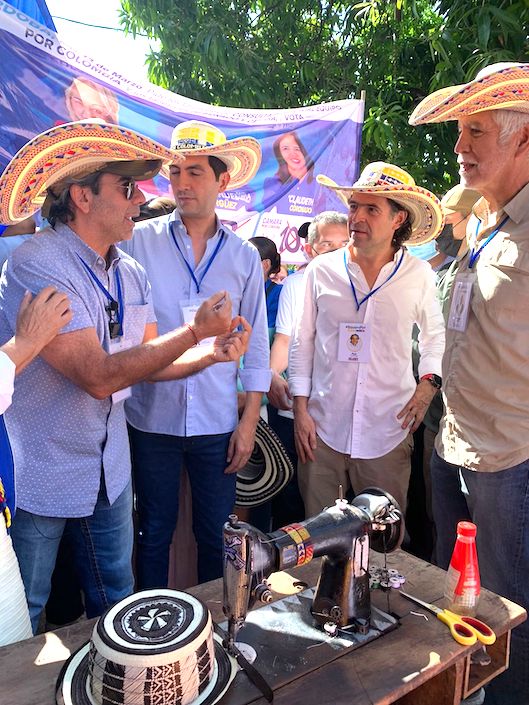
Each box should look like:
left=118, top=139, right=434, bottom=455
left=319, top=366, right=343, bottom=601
left=185, top=323, right=199, bottom=346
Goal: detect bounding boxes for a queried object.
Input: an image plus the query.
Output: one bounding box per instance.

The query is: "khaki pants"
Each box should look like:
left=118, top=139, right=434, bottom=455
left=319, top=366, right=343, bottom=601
left=298, top=434, right=413, bottom=518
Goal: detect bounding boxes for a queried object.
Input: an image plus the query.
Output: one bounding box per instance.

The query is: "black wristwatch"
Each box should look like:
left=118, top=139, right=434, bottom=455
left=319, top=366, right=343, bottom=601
left=420, top=374, right=442, bottom=390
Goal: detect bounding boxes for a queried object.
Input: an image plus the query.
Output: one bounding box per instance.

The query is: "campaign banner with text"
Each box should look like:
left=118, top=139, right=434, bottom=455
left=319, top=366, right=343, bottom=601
left=0, top=3, right=363, bottom=262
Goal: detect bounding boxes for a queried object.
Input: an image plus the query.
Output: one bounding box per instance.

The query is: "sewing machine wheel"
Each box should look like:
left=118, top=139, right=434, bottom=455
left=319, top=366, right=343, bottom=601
left=353, top=487, right=404, bottom=554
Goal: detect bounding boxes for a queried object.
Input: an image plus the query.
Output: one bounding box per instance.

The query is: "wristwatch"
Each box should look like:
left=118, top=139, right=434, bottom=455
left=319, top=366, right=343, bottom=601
left=420, top=373, right=442, bottom=390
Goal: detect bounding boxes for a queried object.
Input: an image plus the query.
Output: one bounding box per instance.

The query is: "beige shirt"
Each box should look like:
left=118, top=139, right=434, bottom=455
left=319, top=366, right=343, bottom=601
left=437, top=182, right=529, bottom=471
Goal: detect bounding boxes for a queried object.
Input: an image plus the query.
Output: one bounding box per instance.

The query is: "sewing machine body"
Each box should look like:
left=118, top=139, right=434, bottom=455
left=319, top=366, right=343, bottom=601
left=223, top=488, right=403, bottom=646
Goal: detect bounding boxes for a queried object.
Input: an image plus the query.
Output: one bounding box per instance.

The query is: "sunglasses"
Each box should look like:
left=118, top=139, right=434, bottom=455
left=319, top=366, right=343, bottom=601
left=118, top=179, right=137, bottom=200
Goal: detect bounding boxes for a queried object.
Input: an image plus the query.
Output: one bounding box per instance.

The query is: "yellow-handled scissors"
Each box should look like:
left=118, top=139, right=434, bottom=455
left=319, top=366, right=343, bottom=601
left=400, top=590, right=496, bottom=646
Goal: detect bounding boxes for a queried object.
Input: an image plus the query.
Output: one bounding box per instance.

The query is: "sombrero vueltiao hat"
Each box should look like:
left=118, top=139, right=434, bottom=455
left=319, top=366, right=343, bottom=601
left=409, top=62, right=529, bottom=125
left=236, top=418, right=294, bottom=507
left=164, top=120, right=261, bottom=189
left=56, top=589, right=237, bottom=705
left=317, top=162, right=444, bottom=246
left=0, top=120, right=182, bottom=225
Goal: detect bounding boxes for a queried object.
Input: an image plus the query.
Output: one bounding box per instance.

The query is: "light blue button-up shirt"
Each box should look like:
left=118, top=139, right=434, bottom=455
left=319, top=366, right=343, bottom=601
left=0, top=223, right=155, bottom=518
left=122, top=211, right=271, bottom=437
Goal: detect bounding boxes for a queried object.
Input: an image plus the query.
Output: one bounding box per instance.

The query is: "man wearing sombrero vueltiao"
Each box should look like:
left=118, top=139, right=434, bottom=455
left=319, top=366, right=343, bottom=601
left=410, top=63, right=529, bottom=705
left=289, top=163, right=445, bottom=521
left=0, top=121, right=250, bottom=633
left=121, top=121, right=271, bottom=588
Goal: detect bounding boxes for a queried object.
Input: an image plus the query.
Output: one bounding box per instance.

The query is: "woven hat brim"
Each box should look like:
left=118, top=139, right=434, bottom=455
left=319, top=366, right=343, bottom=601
left=161, top=136, right=262, bottom=189
left=236, top=418, right=294, bottom=507
left=409, top=64, right=529, bottom=125
left=316, top=174, right=444, bottom=246
left=0, top=121, right=180, bottom=225
left=55, top=634, right=237, bottom=705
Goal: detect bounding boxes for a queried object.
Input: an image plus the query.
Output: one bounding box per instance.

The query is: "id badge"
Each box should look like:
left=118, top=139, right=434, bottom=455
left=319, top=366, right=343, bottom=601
left=338, top=323, right=371, bottom=363
left=181, top=299, right=214, bottom=347
left=110, top=336, right=133, bottom=404
left=447, top=272, right=477, bottom=332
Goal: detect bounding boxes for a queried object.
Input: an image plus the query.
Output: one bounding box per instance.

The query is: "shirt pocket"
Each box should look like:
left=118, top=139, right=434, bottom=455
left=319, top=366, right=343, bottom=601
left=474, top=242, right=529, bottom=314
left=122, top=303, right=150, bottom=347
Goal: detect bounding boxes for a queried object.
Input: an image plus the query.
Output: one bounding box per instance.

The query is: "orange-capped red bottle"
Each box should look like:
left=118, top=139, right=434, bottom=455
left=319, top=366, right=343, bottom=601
left=444, top=521, right=481, bottom=616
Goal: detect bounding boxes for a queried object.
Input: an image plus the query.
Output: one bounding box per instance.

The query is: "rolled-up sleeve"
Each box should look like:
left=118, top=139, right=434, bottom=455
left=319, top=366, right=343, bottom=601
left=288, top=261, right=317, bottom=397
left=238, top=248, right=271, bottom=393
left=416, top=269, right=445, bottom=378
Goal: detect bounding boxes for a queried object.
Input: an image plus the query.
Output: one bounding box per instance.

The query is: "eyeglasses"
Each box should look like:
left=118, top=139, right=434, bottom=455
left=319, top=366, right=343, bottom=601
left=312, top=241, right=349, bottom=253
left=118, top=179, right=137, bottom=200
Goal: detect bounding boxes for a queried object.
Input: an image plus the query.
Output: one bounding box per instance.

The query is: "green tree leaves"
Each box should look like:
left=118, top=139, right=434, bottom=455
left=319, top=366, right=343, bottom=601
left=120, top=0, right=529, bottom=193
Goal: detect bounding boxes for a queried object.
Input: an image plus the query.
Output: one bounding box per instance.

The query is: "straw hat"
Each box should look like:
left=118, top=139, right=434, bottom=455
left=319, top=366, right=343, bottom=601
left=409, top=62, right=529, bottom=125
left=236, top=418, right=294, bottom=507
left=0, top=121, right=180, bottom=225
left=56, top=589, right=237, bottom=705
left=317, top=162, right=444, bottom=245
left=441, top=185, right=481, bottom=217
left=165, top=120, right=261, bottom=189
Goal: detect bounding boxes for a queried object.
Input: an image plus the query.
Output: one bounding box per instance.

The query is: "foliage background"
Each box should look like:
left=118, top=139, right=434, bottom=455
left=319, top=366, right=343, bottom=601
left=120, top=0, right=529, bottom=193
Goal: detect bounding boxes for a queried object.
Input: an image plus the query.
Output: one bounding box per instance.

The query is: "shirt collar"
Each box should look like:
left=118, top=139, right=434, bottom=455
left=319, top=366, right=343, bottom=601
left=54, top=222, right=121, bottom=269
left=473, top=182, right=529, bottom=227
left=169, top=209, right=224, bottom=240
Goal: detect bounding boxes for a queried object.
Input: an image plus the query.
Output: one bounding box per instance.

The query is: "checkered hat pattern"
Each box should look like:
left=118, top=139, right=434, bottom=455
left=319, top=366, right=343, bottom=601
left=56, top=590, right=237, bottom=705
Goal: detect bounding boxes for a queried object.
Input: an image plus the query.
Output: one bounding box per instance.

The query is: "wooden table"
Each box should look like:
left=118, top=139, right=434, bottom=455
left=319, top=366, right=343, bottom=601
left=1, top=550, right=525, bottom=705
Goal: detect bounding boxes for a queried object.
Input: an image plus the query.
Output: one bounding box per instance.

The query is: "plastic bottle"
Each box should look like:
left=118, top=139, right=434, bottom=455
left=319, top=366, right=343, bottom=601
left=444, top=521, right=481, bottom=616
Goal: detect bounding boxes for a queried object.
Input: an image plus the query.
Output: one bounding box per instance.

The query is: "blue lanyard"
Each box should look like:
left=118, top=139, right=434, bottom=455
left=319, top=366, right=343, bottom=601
left=344, top=249, right=405, bottom=311
left=77, top=255, right=124, bottom=334
left=469, top=216, right=509, bottom=269
left=169, top=222, right=225, bottom=294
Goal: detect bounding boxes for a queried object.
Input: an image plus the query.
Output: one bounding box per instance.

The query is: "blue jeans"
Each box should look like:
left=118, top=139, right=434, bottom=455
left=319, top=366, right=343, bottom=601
left=431, top=451, right=529, bottom=705
left=129, top=427, right=236, bottom=587
left=11, top=480, right=134, bottom=634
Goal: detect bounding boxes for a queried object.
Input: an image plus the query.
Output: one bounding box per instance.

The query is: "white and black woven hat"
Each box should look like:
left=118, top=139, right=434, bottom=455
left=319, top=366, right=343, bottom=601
left=56, top=589, right=237, bottom=705
left=236, top=418, right=294, bottom=507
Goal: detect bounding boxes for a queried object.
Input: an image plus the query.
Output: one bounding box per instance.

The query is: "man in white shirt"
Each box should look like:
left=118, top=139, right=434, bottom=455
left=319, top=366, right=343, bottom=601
left=289, top=163, right=445, bottom=516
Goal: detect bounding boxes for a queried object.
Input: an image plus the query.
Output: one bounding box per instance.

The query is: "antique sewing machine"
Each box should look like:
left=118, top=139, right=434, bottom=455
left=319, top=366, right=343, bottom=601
left=223, top=487, right=404, bottom=649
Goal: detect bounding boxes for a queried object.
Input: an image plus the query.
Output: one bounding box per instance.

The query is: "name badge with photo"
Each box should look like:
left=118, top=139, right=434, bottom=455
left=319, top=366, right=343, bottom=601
left=181, top=299, right=214, bottom=347
left=338, top=322, right=371, bottom=363
left=447, top=272, right=477, bottom=333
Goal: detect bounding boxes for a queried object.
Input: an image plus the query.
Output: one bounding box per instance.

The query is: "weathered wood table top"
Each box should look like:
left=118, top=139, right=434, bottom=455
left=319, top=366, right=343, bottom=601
left=1, top=549, right=525, bottom=705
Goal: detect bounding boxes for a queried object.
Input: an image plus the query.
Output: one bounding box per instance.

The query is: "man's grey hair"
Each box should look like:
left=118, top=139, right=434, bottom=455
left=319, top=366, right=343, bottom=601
left=307, top=210, right=348, bottom=245
left=492, top=109, right=529, bottom=145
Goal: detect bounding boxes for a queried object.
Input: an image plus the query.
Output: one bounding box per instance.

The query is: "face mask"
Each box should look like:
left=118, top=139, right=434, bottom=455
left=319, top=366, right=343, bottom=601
left=436, top=222, right=463, bottom=258
left=408, top=240, right=438, bottom=261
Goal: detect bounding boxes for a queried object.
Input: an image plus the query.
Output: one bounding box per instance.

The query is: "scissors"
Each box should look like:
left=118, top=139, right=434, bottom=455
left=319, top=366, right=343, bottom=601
left=400, top=590, right=496, bottom=646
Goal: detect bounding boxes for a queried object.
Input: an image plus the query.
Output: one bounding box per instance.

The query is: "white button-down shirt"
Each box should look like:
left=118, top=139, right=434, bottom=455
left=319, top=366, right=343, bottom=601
left=289, top=247, right=445, bottom=458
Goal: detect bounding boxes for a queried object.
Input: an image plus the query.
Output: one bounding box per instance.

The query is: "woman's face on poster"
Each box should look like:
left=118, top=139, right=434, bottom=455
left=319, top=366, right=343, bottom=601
left=67, top=83, right=118, bottom=123
left=278, top=133, right=307, bottom=176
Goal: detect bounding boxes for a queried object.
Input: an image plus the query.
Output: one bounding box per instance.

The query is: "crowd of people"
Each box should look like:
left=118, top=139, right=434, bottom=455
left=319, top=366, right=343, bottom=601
left=0, top=61, right=528, bottom=705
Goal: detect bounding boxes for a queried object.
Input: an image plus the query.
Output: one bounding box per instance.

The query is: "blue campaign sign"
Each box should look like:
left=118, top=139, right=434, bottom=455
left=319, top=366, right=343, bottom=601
left=0, top=4, right=364, bottom=262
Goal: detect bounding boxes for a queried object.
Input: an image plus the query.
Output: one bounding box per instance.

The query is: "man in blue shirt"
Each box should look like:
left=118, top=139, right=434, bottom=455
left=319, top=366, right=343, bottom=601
left=123, top=120, right=271, bottom=586
left=0, top=121, right=248, bottom=631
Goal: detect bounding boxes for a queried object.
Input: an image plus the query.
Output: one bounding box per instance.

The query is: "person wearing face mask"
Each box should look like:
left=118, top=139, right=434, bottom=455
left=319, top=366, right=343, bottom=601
left=427, top=185, right=480, bottom=272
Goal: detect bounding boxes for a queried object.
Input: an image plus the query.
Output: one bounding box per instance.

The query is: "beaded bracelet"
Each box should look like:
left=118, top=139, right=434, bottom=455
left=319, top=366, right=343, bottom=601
left=185, top=323, right=199, bottom=346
